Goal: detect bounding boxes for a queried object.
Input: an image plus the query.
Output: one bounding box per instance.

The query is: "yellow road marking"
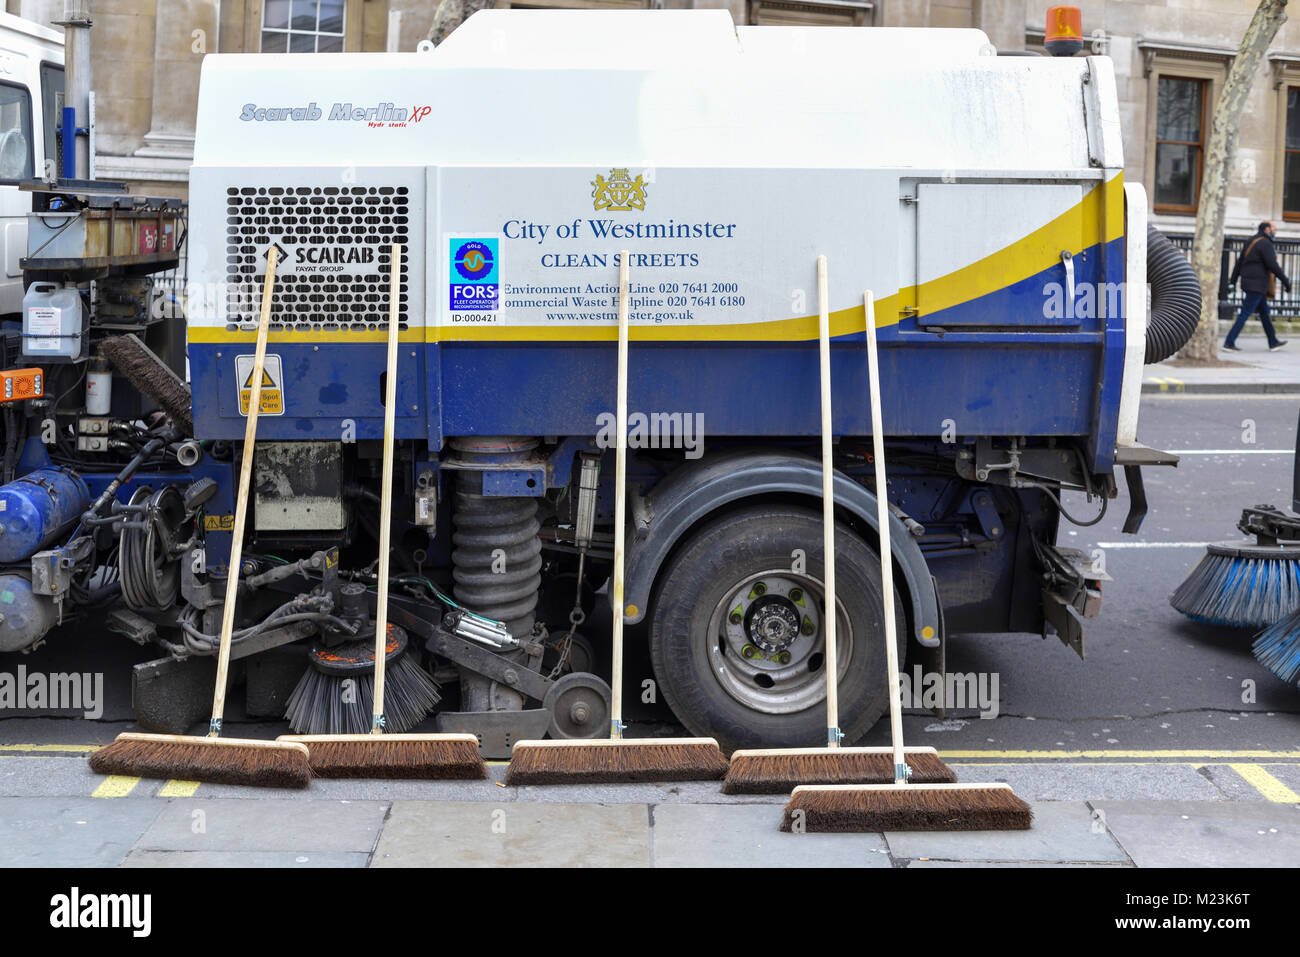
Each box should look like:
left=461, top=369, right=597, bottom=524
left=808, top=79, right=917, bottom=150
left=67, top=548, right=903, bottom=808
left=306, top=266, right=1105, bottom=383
left=938, top=749, right=1300, bottom=760
left=158, top=780, right=201, bottom=797
left=1229, top=764, right=1300, bottom=803
left=92, top=775, right=140, bottom=798
left=0, top=743, right=97, bottom=753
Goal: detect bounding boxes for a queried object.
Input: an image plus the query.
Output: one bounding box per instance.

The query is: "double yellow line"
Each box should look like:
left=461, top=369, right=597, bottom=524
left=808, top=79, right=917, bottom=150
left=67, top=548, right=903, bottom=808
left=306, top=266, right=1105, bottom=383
left=91, top=777, right=199, bottom=799
left=943, top=749, right=1300, bottom=803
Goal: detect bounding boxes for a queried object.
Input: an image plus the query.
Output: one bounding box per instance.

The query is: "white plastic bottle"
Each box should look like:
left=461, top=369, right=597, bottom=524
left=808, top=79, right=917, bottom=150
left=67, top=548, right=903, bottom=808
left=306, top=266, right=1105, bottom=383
left=22, top=283, right=84, bottom=361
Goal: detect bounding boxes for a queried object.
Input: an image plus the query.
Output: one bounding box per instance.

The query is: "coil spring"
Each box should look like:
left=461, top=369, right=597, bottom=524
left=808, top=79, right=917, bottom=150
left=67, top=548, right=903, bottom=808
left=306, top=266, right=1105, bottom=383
left=450, top=472, right=542, bottom=637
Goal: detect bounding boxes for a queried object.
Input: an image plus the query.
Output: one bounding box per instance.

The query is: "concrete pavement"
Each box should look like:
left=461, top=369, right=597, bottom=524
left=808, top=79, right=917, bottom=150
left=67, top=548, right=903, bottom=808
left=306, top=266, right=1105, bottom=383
left=1145, top=328, right=1300, bottom=393
left=2, top=748, right=1296, bottom=867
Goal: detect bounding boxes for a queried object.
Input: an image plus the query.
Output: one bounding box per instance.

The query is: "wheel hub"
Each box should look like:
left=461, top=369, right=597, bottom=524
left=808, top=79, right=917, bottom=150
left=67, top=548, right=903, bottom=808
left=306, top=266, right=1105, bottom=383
left=745, top=597, right=802, bottom=654
left=712, top=571, right=847, bottom=715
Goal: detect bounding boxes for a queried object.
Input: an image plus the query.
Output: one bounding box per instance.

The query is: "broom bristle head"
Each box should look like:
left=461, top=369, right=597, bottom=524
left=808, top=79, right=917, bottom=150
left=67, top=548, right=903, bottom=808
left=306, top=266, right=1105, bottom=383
left=505, top=738, right=729, bottom=785
left=1171, top=544, right=1300, bottom=629
left=721, top=748, right=956, bottom=794
left=277, top=734, right=488, bottom=779
left=88, top=733, right=311, bottom=789
left=781, top=783, right=1032, bottom=832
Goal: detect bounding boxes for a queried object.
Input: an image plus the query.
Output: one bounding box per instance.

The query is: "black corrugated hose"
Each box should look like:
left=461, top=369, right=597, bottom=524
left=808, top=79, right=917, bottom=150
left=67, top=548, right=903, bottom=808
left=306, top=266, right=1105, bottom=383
left=1145, top=224, right=1203, bottom=363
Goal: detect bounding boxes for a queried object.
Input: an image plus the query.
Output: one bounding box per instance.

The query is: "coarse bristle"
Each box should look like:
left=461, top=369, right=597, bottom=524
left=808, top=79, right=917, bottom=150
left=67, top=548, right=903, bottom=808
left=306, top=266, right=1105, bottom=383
left=721, top=749, right=956, bottom=794
left=285, top=653, right=439, bottom=735
left=505, top=739, right=729, bottom=785
left=1254, top=608, right=1300, bottom=684
left=781, top=784, right=1032, bottom=832
left=99, top=334, right=193, bottom=434
left=88, top=735, right=311, bottom=789
left=279, top=735, right=488, bottom=779
left=1170, top=550, right=1300, bottom=629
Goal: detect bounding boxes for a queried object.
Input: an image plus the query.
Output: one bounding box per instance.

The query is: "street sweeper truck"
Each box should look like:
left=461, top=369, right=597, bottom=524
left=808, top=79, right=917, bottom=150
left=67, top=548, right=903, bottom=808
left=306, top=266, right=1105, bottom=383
left=0, top=10, right=1201, bottom=757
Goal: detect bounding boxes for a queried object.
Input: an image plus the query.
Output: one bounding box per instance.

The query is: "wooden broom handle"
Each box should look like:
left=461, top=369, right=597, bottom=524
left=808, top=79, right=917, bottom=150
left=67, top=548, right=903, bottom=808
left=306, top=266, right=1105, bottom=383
left=610, top=251, right=630, bottom=738
left=211, top=245, right=278, bottom=734
left=372, top=243, right=403, bottom=733
left=817, top=255, right=840, bottom=748
left=863, top=290, right=906, bottom=780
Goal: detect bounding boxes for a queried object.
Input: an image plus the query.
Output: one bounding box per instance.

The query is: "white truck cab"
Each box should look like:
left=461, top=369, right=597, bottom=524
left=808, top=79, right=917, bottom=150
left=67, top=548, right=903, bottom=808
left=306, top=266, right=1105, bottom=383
left=0, top=13, right=63, bottom=317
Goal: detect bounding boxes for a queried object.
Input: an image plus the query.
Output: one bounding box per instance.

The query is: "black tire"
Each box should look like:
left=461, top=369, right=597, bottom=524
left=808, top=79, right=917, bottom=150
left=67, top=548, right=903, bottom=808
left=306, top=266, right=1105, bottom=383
left=648, top=504, right=905, bottom=753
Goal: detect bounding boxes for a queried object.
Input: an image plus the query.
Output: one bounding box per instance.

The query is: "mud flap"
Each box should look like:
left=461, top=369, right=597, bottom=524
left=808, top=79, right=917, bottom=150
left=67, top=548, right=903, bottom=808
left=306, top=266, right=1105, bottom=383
left=131, top=655, right=217, bottom=734
left=1038, top=544, right=1108, bottom=660
left=907, top=576, right=947, bottom=718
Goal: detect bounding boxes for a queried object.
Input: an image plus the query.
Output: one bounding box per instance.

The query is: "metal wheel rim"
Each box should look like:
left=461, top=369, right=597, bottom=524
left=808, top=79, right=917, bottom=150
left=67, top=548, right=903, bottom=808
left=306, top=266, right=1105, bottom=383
left=706, top=568, right=854, bottom=715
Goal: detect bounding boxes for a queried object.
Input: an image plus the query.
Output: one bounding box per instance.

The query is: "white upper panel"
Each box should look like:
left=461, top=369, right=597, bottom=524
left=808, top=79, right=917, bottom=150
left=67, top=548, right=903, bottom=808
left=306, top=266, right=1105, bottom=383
left=194, top=10, right=1116, bottom=173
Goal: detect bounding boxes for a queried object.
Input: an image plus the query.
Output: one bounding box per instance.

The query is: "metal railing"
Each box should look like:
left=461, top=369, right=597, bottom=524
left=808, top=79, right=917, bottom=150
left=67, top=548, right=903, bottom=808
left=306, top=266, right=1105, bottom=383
left=1165, top=233, right=1300, bottom=320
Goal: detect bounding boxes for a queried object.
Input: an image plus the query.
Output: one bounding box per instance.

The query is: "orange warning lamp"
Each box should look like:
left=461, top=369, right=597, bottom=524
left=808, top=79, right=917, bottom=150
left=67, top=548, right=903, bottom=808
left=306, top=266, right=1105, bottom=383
left=1, top=368, right=43, bottom=403
left=1045, top=5, right=1083, bottom=57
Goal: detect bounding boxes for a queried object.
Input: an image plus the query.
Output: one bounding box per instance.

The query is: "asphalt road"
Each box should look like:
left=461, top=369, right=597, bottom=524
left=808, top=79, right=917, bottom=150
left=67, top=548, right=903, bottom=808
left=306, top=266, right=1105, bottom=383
left=2, top=393, right=1299, bottom=762
left=896, top=392, right=1300, bottom=752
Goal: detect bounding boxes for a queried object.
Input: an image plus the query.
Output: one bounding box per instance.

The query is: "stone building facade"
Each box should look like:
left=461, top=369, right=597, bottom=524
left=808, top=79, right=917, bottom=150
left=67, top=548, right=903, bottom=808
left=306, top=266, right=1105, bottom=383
left=7, top=0, right=1300, bottom=241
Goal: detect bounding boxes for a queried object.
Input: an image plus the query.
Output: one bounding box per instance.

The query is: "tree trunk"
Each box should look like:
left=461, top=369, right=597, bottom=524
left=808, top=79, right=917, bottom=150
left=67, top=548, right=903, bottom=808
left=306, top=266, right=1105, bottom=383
left=427, top=0, right=495, bottom=47
left=1179, top=0, right=1289, bottom=362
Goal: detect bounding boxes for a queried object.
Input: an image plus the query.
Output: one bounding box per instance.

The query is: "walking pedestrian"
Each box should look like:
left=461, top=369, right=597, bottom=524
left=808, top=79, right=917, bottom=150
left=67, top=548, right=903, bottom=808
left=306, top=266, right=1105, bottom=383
left=1225, top=221, right=1291, bottom=352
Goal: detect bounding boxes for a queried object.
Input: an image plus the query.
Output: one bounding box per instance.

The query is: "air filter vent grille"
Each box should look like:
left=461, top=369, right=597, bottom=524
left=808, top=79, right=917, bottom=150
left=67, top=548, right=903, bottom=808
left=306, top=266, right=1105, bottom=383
left=225, top=185, right=410, bottom=332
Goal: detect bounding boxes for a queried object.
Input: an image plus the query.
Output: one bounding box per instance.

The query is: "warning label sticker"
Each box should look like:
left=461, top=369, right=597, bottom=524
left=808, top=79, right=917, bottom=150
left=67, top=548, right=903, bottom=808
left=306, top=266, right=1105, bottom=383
left=234, top=354, right=285, bottom=416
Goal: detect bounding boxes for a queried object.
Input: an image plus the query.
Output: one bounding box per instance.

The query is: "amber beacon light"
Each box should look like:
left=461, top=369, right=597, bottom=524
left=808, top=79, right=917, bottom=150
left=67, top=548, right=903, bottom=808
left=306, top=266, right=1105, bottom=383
left=1045, top=5, right=1083, bottom=57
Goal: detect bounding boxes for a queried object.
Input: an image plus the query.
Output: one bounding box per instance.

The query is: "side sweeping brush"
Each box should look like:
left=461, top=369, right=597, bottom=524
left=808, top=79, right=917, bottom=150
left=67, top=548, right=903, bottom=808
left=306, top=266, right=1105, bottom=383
left=505, top=252, right=728, bottom=785
left=1172, top=411, right=1300, bottom=629
left=1170, top=541, right=1300, bottom=629
left=1253, top=608, right=1300, bottom=686
left=721, top=256, right=956, bottom=795
left=284, top=627, right=441, bottom=735
left=90, top=246, right=312, bottom=788
left=780, top=289, right=1032, bottom=833
left=278, top=244, right=487, bottom=780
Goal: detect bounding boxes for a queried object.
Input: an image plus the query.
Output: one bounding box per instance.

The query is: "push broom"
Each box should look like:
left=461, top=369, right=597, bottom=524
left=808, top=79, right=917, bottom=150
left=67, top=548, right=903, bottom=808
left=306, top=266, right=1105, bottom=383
left=780, top=290, right=1032, bottom=832
left=278, top=244, right=486, bottom=779
left=89, top=246, right=312, bottom=788
left=722, top=256, right=954, bottom=794
left=504, top=252, right=728, bottom=784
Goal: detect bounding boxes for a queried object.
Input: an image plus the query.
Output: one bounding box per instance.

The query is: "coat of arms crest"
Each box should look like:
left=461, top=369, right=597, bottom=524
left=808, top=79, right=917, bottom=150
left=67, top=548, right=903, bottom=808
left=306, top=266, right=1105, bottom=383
left=591, top=168, right=647, bottom=211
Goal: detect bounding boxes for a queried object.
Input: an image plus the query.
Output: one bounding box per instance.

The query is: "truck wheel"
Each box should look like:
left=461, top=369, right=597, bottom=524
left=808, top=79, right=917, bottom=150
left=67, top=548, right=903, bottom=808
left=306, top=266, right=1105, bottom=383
left=648, top=504, right=905, bottom=753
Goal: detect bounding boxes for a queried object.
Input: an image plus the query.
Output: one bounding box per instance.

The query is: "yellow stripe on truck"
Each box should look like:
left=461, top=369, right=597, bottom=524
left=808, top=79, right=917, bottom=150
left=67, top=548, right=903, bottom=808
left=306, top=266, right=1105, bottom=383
left=189, top=172, right=1122, bottom=346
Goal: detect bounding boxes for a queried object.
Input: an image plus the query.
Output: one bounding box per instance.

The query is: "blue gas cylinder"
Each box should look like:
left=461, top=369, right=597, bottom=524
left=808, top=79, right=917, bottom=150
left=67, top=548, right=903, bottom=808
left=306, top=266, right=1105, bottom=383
left=0, top=468, right=90, bottom=563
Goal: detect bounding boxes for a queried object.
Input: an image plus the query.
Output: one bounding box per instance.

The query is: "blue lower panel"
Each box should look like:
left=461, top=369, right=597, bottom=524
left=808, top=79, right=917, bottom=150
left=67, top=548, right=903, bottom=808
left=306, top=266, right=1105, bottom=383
left=438, top=339, right=1102, bottom=439
left=190, top=342, right=427, bottom=441
left=190, top=334, right=1108, bottom=455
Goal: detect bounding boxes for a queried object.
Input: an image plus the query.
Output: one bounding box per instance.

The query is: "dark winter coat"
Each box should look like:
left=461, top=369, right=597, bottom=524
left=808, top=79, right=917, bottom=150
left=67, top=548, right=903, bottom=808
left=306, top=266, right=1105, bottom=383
left=1231, top=229, right=1291, bottom=296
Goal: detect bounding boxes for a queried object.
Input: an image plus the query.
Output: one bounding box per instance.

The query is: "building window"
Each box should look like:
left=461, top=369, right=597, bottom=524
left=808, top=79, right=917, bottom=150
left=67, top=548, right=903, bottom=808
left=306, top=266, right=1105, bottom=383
left=1154, top=76, right=1207, bottom=213
left=261, top=0, right=345, bottom=53
left=748, top=0, right=873, bottom=26
left=1285, top=87, right=1300, bottom=222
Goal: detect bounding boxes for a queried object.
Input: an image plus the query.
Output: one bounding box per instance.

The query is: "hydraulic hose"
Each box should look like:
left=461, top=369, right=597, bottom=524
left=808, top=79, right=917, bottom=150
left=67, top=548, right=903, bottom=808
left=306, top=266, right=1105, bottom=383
left=1145, top=224, right=1203, bottom=363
